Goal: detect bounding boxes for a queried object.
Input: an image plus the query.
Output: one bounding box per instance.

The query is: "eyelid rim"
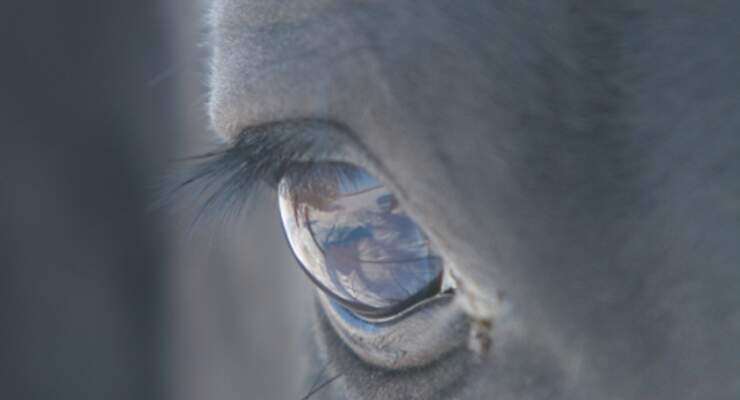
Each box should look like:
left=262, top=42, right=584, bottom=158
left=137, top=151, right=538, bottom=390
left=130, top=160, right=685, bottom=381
left=317, top=290, right=469, bottom=370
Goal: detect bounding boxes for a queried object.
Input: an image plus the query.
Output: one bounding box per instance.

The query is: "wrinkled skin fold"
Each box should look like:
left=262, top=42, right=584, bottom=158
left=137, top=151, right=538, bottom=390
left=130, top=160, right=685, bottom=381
left=206, top=1, right=740, bottom=399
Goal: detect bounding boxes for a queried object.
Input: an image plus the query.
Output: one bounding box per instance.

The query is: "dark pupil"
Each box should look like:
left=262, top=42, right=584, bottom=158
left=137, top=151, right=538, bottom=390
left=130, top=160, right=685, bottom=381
left=280, top=162, right=443, bottom=317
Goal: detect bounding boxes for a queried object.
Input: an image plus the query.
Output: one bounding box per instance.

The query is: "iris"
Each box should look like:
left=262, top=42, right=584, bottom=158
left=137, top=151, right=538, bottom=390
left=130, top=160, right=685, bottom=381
left=278, top=162, right=443, bottom=318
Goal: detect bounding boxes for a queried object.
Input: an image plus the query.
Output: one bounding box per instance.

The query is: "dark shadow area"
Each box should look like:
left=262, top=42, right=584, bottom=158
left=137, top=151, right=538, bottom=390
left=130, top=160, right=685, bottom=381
left=0, top=2, right=178, bottom=399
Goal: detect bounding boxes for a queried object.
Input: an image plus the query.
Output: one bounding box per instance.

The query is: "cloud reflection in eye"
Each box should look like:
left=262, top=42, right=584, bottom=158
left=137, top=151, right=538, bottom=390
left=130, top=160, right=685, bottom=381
left=278, top=162, right=443, bottom=318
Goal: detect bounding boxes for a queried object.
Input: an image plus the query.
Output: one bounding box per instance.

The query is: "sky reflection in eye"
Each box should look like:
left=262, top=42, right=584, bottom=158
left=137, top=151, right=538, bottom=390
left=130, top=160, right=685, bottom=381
left=279, top=162, right=443, bottom=317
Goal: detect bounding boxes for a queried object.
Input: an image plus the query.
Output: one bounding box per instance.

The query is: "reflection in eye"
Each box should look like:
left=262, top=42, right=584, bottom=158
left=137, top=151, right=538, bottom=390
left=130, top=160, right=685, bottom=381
left=278, top=162, right=443, bottom=318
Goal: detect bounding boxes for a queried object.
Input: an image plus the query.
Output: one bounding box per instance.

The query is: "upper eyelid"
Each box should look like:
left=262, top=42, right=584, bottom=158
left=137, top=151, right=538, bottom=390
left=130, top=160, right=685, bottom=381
left=169, top=118, right=389, bottom=221
left=227, top=118, right=362, bottom=176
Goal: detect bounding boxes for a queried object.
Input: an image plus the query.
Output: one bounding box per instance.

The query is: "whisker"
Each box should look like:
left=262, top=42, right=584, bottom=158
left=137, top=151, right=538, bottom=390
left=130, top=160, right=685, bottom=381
left=306, top=359, right=331, bottom=394
left=300, top=373, right=343, bottom=400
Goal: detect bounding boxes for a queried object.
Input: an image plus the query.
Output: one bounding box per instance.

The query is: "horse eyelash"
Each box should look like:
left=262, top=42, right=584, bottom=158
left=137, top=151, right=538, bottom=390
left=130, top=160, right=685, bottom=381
left=165, top=119, right=349, bottom=224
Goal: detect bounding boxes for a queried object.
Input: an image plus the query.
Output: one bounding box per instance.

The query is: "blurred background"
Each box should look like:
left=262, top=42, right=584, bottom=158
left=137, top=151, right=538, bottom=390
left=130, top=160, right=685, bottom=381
left=1, top=1, right=312, bottom=399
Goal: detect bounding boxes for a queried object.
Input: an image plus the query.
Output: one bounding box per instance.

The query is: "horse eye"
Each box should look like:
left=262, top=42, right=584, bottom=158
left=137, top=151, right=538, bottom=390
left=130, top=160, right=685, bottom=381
left=278, top=162, right=444, bottom=318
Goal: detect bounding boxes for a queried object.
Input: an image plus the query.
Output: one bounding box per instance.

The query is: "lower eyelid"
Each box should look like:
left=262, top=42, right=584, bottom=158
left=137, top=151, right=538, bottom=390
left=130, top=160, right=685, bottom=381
left=317, top=291, right=469, bottom=369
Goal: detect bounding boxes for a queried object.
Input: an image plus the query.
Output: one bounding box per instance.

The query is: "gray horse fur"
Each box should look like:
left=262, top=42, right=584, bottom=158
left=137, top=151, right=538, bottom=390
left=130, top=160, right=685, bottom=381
left=206, top=1, right=740, bottom=399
